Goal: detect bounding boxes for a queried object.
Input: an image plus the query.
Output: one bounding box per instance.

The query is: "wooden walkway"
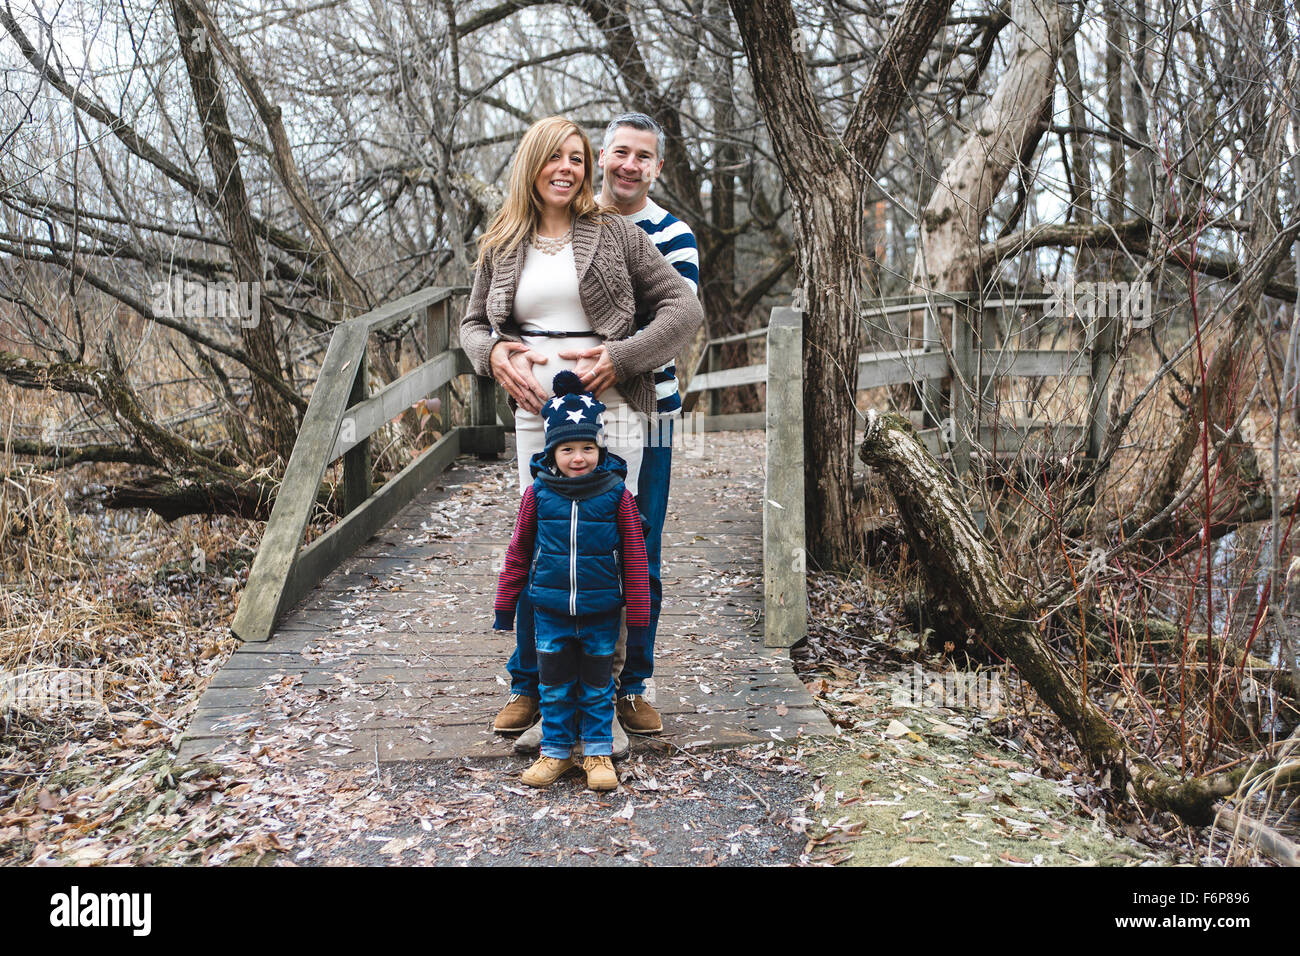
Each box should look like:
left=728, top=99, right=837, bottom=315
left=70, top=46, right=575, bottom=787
left=180, top=430, right=831, bottom=766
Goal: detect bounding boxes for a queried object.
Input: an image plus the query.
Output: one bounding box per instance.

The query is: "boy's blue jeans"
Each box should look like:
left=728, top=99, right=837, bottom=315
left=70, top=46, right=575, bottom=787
left=534, top=607, right=620, bottom=758
left=507, top=418, right=672, bottom=699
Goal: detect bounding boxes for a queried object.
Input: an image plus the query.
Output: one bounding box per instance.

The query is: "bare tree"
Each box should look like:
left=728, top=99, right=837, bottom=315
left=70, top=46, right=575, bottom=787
left=729, top=0, right=955, bottom=569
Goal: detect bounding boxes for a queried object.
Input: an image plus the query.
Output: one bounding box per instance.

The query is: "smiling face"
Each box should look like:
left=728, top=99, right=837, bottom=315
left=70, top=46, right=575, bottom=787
left=533, top=133, right=586, bottom=217
left=553, top=441, right=599, bottom=477
left=599, top=126, right=663, bottom=213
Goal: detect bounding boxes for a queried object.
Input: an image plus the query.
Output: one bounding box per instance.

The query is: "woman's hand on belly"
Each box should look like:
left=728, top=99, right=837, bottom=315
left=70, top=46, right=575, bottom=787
left=490, top=341, right=550, bottom=414
left=557, top=344, right=617, bottom=396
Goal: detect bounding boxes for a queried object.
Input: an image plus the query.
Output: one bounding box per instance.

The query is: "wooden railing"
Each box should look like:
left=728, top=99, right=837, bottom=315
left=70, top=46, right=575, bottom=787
left=231, top=286, right=502, bottom=643
left=689, top=291, right=1119, bottom=648
left=681, top=326, right=768, bottom=431
left=688, top=292, right=1116, bottom=474
left=868, top=292, right=1113, bottom=472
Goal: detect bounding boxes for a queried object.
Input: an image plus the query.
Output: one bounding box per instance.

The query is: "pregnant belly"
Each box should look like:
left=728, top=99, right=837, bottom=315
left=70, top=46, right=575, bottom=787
left=519, top=333, right=604, bottom=396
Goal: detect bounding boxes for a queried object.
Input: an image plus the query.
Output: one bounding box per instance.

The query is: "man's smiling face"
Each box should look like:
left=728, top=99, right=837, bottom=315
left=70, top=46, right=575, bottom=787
left=599, top=127, right=663, bottom=213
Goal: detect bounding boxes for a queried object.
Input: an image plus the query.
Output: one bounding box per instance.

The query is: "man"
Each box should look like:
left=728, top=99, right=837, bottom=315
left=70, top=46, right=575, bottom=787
left=585, top=112, right=698, bottom=737
left=494, top=112, right=700, bottom=751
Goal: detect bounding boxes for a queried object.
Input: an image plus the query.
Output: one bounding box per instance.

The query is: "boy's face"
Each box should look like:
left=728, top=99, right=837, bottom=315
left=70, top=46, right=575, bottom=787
left=553, top=441, right=599, bottom=477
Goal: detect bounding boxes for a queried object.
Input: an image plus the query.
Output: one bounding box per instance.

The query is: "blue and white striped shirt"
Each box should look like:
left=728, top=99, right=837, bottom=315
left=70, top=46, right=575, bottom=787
left=625, top=198, right=699, bottom=415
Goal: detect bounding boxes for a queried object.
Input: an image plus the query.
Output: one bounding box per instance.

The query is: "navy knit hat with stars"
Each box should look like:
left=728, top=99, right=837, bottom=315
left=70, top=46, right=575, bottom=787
left=542, top=370, right=605, bottom=454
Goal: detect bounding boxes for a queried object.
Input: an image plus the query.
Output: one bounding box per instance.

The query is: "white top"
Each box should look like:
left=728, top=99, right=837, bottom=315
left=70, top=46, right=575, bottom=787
left=513, top=240, right=592, bottom=334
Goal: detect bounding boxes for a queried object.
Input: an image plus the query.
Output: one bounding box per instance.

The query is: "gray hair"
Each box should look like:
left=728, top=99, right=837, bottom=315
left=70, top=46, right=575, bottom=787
left=603, top=112, right=665, bottom=160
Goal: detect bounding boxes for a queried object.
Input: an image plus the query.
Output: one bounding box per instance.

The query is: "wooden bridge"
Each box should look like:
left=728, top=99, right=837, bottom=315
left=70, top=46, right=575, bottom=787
left=180, top=286, right=1115, bottom=766
left=179, top=293, right=826, bottom=765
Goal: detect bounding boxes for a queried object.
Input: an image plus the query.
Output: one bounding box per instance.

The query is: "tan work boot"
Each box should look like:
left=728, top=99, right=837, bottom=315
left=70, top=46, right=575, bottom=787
left=582, top=755, right=618, bottom=791
left=521, top=755, right=576, bottom=788
left=492, top=693, right=539, bottom=733
left=616, top=694, right=663, bottom=734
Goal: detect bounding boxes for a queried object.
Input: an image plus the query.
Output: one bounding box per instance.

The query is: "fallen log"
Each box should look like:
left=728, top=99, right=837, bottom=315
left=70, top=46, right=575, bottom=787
left=858, top=410, right=1281, bottom=825
left=1079, top=611, right=1297, bottom=702
left=1, top=343, right=299, bottom=520
left=1215, top=805, right=1300, bottom=866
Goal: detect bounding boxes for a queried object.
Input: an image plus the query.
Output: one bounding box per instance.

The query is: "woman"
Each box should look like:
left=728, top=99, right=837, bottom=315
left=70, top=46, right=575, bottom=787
left=459, top=115, right=703, bottom=735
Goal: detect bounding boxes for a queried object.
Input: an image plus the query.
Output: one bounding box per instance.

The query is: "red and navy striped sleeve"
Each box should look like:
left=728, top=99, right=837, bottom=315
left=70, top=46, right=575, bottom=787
left=616, top=490, right=651, bottom=627
left=493, top=487, right=537, bottom=629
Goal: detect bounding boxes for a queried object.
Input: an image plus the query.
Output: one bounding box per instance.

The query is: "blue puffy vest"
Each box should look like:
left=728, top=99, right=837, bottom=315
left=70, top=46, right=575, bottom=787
left=527, top=450, right=630, bottom=617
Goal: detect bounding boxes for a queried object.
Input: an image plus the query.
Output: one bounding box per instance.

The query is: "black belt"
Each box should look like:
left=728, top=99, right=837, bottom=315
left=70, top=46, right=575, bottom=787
left=517, top=329, right=605, bottom=338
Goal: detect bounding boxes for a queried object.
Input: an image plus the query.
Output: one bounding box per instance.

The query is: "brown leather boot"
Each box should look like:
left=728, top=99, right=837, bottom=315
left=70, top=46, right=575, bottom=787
left=616, top=695, right=663, bottom=734
left=492, top=693, right=539, bottom=733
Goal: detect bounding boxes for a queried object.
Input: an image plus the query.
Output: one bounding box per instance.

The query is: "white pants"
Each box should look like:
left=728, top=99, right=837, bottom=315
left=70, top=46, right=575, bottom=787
left=513, top=333, right=644, bottom=495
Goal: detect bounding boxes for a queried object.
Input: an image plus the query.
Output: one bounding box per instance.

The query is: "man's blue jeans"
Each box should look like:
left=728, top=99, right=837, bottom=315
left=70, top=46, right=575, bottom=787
left=534, top=607, right=619, bottom=758
left=508, top=418, right=672, bottom=699
left=507, top=588, right=538, bottom=698
left=620, top=416, right=672, bottom=697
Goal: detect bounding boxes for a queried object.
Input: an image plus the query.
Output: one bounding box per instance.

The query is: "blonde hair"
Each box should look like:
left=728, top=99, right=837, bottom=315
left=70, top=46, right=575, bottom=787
left=476, top=117, right=606, bottom=267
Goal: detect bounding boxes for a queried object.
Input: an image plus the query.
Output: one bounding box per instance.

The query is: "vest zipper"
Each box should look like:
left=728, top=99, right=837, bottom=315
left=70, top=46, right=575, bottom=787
left=569, top=500, right=578, bottom=616
left=614, top=549, right=623, bottom=597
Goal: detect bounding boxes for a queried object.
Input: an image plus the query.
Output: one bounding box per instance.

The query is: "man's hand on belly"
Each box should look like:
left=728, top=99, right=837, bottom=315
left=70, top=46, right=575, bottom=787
left=558, top=345, right=617, bottom=396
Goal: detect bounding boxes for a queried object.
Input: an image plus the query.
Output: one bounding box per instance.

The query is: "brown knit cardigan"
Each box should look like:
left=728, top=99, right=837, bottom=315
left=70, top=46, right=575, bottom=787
left=459, top=213, right=704, bottom=419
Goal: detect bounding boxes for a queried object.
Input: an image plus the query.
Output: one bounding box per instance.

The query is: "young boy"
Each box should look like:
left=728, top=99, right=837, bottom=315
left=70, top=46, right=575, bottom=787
left=493, top=371, right=650, bottom=791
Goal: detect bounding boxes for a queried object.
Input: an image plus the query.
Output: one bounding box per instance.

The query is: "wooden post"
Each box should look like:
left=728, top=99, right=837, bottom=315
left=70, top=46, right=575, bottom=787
left=920, top=298, right=943, bottom=428
left=425, top=299, right=451, bottom=432
left=764, top=307, right=807, bottom=648
left=1086, top=300, right=1118, bottom=463
left=707, top=340, right=722, bottom=418
left=496, top=390, right=516, bottom=432
left=341, top=348, right=370, bottom=515
left=976, top=299, right=998, bottom=449
left=950, top=297, right=975, bottom=477
left=468, top=373, right=505, bottom=458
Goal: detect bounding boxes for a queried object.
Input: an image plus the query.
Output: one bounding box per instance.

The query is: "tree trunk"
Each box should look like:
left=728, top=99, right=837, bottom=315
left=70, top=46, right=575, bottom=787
left=859, top=411, right=1126, bottom=760
left=703, top=14, right=759, bottom=412
left=1104, top=0, right=1127, bottom=223
left=913, top=0, right=1066, bottom=294
left=798, top=169, right=867, bottom=564
left=731, top=0, right=955, bottom=568
left=169, top=0, right=297, bottom=463
left=1061, top=29, right=1095, bottom=236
